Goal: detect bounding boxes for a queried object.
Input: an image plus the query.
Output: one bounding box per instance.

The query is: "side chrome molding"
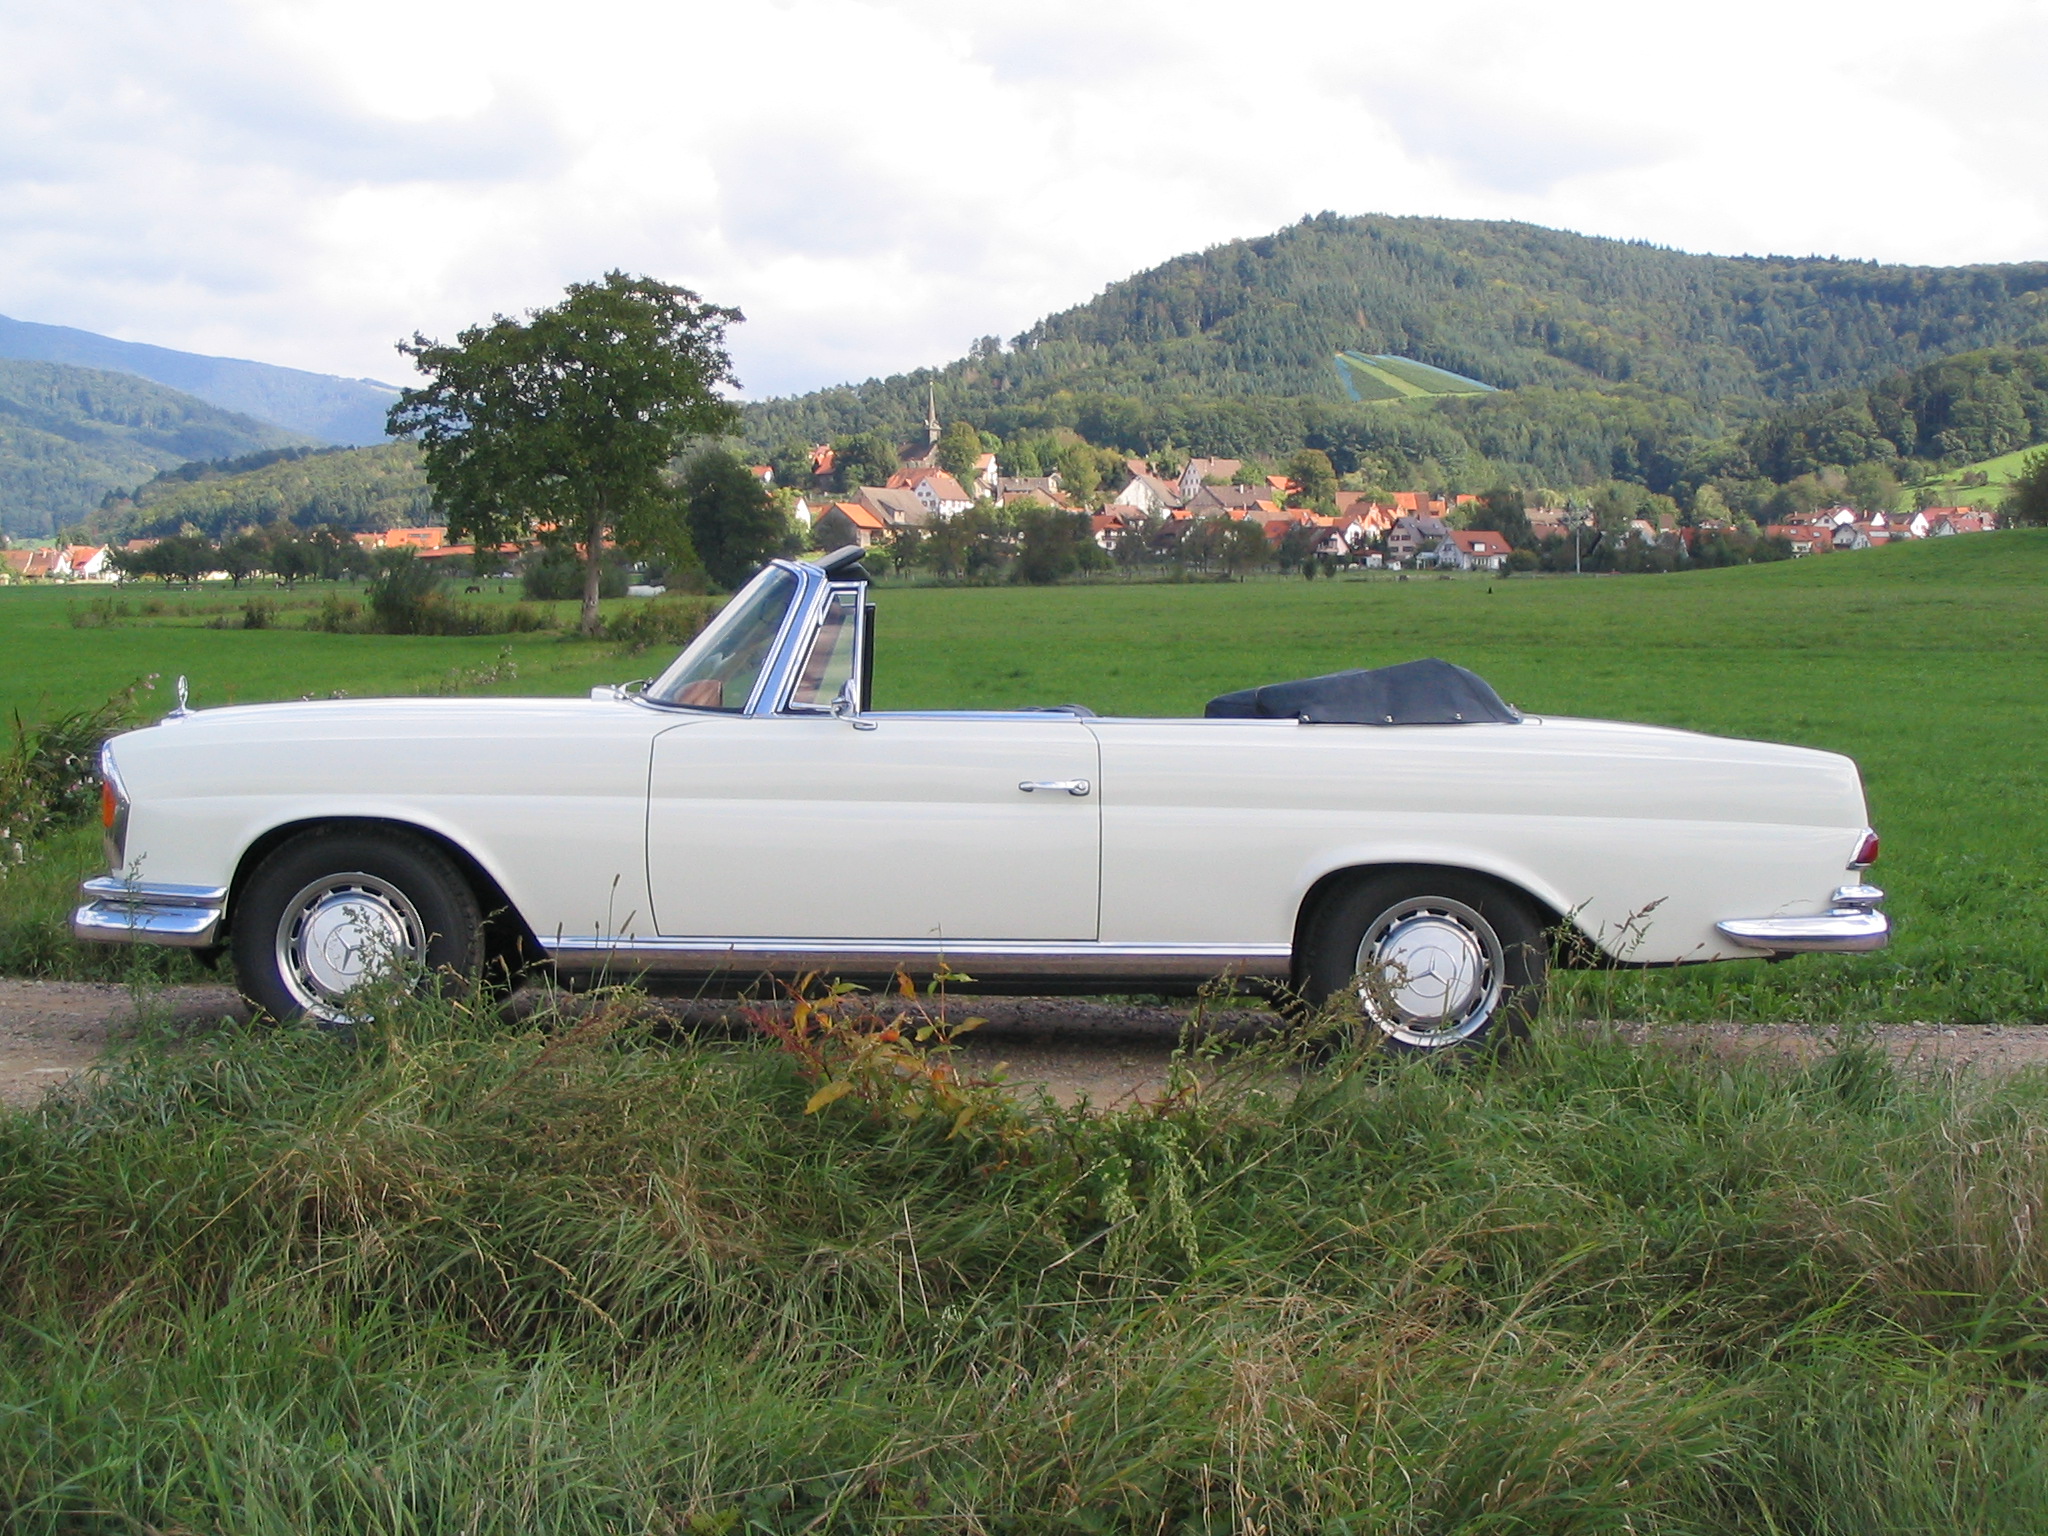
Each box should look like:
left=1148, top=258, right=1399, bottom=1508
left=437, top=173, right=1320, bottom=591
left=544, top=936, right=1294, bottom=983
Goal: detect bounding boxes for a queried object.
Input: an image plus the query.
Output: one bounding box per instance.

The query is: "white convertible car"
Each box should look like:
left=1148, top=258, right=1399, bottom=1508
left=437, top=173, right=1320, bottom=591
left=75, top=548, right=1888, bottom=1050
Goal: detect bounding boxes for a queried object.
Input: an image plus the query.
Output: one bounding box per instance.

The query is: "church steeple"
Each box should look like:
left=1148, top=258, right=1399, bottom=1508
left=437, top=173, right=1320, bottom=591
left=925, top=385, right=941, bottom=447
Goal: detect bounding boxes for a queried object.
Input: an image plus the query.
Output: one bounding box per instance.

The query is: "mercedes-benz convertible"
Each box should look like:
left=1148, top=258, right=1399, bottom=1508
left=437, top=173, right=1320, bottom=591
left=73, top=547, right=1888, bottom=1050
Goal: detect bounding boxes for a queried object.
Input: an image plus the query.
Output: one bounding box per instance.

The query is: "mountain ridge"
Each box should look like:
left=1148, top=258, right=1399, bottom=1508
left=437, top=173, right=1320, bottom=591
left=742, top=214, right=2048, bottom=460
left=0, top=358, right=312, bottom=538
left=0, top=313, right=398, bottom=447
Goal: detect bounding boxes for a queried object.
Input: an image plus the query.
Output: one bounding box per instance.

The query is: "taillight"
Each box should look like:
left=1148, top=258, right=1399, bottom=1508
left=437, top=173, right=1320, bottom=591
left=1850, top=829, right=1879, bottom=869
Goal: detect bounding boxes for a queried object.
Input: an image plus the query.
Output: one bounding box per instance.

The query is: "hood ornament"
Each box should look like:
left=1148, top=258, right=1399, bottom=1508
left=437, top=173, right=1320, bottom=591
left=167, top=675, right=191, bottom=720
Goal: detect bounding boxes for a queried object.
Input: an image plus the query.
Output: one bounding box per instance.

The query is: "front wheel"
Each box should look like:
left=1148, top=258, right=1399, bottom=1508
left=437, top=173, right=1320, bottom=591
left=230, top=829, right=483, bottom=1026
left=1302, top=870, right=1548, bottom=1053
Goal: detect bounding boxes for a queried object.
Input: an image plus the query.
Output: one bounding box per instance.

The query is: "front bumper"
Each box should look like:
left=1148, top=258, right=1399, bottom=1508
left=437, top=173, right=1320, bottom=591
left=1715, top=884, right=1889, bottom=955
left=71, top=877, right=226, bottom=947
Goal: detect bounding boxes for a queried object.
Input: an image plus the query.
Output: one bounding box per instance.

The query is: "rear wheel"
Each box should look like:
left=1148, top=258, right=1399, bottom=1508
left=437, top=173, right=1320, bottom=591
left=1302, top=870, right=1547, bottom=1053
left=230, top=829, right=483, bottom=1026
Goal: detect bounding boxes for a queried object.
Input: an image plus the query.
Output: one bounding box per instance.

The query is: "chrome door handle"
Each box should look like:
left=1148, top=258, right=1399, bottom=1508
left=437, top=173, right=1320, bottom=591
left=1018, top=778, right=1090, bottom=796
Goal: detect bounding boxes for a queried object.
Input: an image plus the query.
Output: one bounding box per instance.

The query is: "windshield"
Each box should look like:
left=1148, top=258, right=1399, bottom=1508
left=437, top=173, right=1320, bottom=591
left=646, top=565, right=798, bottom=709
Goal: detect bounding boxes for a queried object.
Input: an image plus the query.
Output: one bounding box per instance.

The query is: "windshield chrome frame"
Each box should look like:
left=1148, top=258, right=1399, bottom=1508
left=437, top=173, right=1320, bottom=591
left=637, top=558, right=868, bottom=718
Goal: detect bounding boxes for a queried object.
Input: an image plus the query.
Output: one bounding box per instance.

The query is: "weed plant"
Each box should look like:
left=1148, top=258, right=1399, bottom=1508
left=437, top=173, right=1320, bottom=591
left=5, top=981, right=2048, bottom=1531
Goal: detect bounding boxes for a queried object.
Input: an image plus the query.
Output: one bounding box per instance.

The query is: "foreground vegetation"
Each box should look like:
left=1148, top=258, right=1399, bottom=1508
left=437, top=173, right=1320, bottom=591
left=6, top=983, right=2048, bottom=1531
left=4, top=533, right=2045, bottom=1023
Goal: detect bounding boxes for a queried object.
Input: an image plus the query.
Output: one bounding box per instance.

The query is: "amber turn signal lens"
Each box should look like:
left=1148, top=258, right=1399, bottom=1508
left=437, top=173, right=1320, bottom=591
left=101, top=778, right=118, bottom=829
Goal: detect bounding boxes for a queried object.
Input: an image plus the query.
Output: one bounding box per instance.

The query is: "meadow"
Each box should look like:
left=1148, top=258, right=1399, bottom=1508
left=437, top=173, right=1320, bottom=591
left=10, top=534, right=2042, bottom=1020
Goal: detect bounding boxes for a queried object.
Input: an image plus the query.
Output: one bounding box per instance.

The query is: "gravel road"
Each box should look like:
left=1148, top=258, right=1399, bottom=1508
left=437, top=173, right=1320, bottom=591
left=4, top=978, right=2045, bottom=1110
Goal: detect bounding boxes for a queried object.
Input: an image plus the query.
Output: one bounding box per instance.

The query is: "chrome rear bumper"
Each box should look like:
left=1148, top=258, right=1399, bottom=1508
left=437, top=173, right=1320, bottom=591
left=1716, top=885, right=1889, bottom=955
left=71, top=878, right=226, bottom=947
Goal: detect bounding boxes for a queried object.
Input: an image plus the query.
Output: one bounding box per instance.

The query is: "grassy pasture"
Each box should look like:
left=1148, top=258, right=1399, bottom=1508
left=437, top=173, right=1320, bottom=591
left=4, top=534, right=2046, bottom=1019
left=1916, top=443, right=2040, bottom=507
left=8, top=987, right=2048, bottom=1531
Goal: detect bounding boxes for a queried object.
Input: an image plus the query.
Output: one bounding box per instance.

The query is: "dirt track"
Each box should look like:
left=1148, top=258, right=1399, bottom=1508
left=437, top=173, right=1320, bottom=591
left=4, top=978, right=2047, bottom=1111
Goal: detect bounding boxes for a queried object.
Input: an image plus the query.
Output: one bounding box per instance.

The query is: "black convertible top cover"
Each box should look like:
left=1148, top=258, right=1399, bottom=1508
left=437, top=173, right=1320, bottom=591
left=1204, top=658, right=1520, bottom=726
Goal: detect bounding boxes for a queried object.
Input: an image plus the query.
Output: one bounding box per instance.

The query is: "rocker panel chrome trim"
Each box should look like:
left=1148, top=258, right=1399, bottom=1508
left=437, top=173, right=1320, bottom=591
left=544, top=936, right=1294, bottom=981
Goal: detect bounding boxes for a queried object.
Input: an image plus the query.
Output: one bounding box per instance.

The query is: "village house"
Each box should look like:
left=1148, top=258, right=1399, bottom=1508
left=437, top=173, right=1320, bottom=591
left=854, top=486, right=932, bottom=530
left=996, top=475, right=1068, bottom=509
left=1385, top=515, right=1451, bottom=565
left=1110, top=469, right=1182, bottom=517
left=812, top=501, right=889, bottom=548
left=1432, top=530, right=1513, bottom=572
left=1177, top=458, right=1242, bottom=501
left=1182, top=483, right=1269, bottom=517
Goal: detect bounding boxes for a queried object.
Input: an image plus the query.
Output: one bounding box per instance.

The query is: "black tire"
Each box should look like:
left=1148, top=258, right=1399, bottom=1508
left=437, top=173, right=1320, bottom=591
left=230, top=828, right=484, bottom=1026
left=1301, top=869, right=1547, bottom=1054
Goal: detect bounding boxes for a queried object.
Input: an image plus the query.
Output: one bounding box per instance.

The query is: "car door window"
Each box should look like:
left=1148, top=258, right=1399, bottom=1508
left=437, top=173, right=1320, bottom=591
left=787, top=588, right=860, bottom=709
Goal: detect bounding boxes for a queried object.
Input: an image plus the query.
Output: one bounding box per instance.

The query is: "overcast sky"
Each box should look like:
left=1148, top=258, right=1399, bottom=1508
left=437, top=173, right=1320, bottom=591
left=4, top=0, right=2044, bottom=399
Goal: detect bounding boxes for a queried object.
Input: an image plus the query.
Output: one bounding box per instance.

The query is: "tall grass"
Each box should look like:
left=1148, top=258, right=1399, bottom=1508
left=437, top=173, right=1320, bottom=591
left=5, top=986, right=2048, bottom=1531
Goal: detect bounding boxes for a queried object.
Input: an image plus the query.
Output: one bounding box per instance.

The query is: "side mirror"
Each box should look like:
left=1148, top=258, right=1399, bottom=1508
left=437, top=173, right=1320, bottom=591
left=830, top=677, right=877, bottom=731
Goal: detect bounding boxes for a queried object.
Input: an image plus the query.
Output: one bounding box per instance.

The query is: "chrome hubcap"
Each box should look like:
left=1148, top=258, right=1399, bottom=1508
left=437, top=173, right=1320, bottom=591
left=274, top=873, right=425, bottom=1023
left=1355, top=896, right=1504, bottom=1047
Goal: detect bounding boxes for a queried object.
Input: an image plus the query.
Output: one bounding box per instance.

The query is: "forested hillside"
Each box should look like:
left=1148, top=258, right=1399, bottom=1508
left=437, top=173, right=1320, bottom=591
left=0, top=360, right=309, bottom=538
left=744, top=213, right=2048, bottom=492
left=86, top=442, right=433, bottom=541
left=0, top=313, right=398, bottom=446
left=1735, top=345, right=2048, bottom=482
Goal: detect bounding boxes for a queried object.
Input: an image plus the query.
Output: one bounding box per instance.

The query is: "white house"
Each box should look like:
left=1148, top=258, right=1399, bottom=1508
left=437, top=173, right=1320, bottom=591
left=1111, top=472, right=1182, bottom=517
left=1431, top=530, right=1512, bottom=571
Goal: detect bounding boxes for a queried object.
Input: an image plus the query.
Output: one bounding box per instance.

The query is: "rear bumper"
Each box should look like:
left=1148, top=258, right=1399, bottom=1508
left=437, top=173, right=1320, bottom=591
left=1715, top=885, right=1889, bottom=955
left=71, top=877, right=226, bottom=947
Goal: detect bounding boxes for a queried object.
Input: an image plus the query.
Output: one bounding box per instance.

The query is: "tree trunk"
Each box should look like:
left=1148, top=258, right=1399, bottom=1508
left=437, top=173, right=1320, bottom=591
left=579, top=511, right=604, bottom=637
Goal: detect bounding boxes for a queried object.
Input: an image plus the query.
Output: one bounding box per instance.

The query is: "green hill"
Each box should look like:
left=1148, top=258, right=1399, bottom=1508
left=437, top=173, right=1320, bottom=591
left=0, top=313, right=399, bottom=446
left=0, top=360, right=312, bottom=539
left=86, top=441, right=435, bottom=541
left=743, top=213, right=2048, bottom=489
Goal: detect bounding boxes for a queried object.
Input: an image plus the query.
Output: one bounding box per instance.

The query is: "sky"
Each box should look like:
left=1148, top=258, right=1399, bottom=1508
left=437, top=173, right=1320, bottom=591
left=3, top=0, right=2045, bottom=399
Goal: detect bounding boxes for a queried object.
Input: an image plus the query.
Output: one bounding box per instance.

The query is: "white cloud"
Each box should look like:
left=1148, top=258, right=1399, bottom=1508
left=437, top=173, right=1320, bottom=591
left=2, top=0, right=2044, bottom=399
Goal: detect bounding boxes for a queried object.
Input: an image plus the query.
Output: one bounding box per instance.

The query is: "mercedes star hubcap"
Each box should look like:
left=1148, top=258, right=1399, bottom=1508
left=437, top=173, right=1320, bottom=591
left=1355, top=896, right=1504, bottom=1047
left=275, top=873, right=425, bottom=1022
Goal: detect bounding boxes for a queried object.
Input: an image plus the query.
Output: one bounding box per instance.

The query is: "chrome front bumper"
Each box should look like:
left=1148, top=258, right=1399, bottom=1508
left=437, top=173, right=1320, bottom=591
left=1715, top=885, right=1889, bottom=955
left=71, top=877, right=227, bottom=947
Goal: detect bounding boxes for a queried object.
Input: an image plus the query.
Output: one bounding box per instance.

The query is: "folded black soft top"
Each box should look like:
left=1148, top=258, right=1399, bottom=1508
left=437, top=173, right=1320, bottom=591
left=1203, top=658, right=1520, bottom=726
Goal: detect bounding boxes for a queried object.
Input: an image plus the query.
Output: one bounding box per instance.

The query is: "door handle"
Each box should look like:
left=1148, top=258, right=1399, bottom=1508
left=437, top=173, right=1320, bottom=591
left=1018, top=778, right=1091, bottom=796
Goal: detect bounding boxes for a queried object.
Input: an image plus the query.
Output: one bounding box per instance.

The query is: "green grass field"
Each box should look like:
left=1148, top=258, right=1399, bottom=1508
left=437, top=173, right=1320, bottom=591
left=1917, top=443, right=2041, bottom=507
left=4, top=535, right=2046, bottom=1020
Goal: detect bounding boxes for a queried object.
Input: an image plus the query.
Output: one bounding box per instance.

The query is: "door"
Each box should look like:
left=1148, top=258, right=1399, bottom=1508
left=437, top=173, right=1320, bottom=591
left=647, top=715, right=1100, bottom=940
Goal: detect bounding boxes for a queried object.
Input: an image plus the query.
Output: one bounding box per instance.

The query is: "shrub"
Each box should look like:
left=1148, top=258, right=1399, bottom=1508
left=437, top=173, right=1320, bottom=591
left=367, top=550, right=446, bottom=635
left=522, top=546, right=628, bottom=602
left=601, top=596, right=716, bottom=653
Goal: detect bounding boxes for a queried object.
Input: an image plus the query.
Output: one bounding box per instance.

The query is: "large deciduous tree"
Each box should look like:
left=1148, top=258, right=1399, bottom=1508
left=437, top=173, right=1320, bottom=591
left=388, top=272, right=741, bottom=636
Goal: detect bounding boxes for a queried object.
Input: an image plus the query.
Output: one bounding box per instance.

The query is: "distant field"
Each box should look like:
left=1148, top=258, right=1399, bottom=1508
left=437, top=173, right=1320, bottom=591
left=1918, top=443, right=2041, bottom=507
left=1333, top=350, right=1496, bottom=403
left=0, top=581, right=637, bottom=725
left=5, top=535, right=2046, bottom=1022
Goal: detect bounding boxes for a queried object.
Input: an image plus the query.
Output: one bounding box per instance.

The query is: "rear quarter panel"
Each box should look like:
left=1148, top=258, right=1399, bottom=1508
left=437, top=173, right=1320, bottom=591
left=1087, top=716, right=1870, bottom=963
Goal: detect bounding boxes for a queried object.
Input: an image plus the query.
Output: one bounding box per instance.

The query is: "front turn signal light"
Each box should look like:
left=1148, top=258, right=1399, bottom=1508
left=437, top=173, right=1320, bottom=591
left=101, top=778, right=119, bottom=830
